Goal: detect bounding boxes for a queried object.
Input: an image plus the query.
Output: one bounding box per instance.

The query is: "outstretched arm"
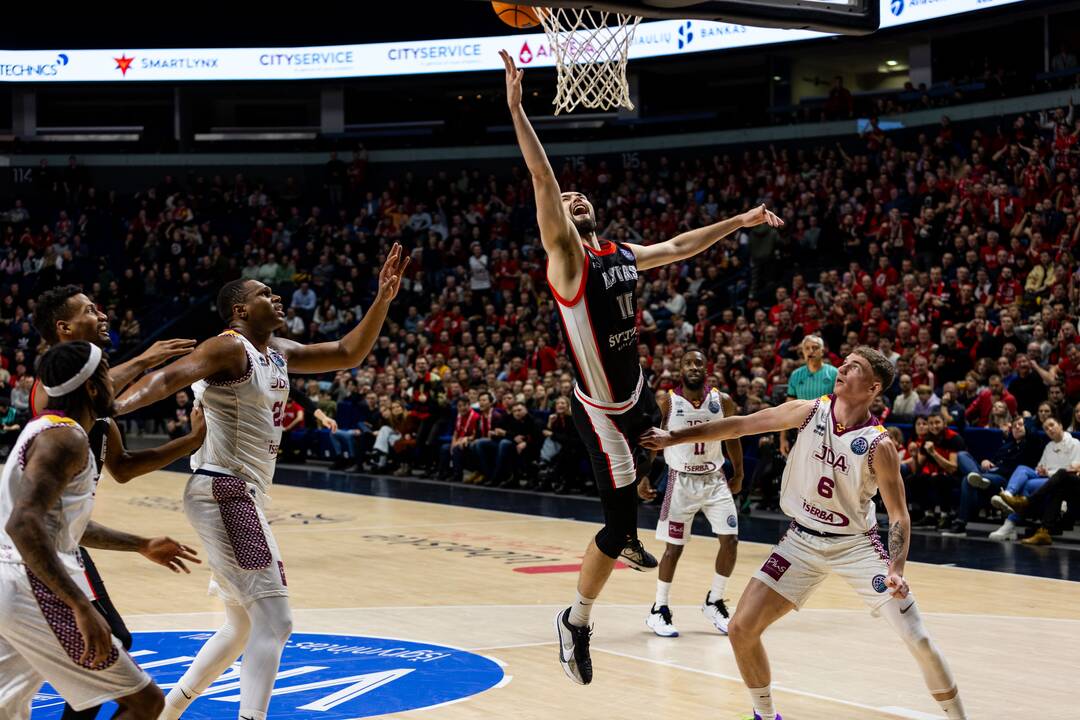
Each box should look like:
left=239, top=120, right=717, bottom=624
left=103, top=408, right=206, bottom=483
left=80, top=522, right=201, bottom=574
left=109, top=338, right=196, bottom=393
left=874, top=438, right=911, bottom=599
left=271, top=244, right=408, bottom=374
left=115, top=334, right=247, bottom=416
left=628, top=205, right=783, bottom=271
left=641, top=398, right=815, bottom=449
left=499, top=49, right=583, bottom=288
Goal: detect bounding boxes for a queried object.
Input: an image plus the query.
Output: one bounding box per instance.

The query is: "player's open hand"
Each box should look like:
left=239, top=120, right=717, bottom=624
left=74, top=603, right=114, bottom=668
left=138, top=338, right=196, bottom=369
left=637, top=477, right=657, bottom=501
left=376, top=243, right=410, bottom=304
left=885, top=572, right=910, bottom=599
left=139, top=536, right=201, bottom=574
left=499, top=49, right=524, bottom=109
left=639, top=427, right=673, bottom=451
left=740, top=204, right=784, bottom=229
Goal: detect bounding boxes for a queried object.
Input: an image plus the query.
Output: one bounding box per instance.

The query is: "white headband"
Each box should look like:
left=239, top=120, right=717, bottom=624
left=43, top=344, right=103, bottom=397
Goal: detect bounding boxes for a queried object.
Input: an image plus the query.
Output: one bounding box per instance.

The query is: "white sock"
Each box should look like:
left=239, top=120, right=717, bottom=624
left=748, top=685, right=776, bottom=720
left=238, top=710, right=267, bottom=720
left=937, top=693, right=967, bottom=719
left=655, top=580, right=672, bottom=607
left=708, top=573, right=729, bottom=603
left=161, top=686, right=197, bottom=720
left=568, top=591, right=594, bottom=627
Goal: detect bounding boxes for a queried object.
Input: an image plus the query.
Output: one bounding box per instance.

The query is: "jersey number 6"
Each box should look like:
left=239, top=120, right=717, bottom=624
left=817, top=476, right=835, bottom=499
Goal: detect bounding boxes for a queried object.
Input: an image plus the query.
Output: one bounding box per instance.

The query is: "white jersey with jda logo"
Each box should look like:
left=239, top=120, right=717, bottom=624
left=780, top=395, right=888, bottom=535
left=0, top=414, right=99, bottom=595
left=192, top=330, right=290, bottom=494
left=665, top=388, right=726, bottom=475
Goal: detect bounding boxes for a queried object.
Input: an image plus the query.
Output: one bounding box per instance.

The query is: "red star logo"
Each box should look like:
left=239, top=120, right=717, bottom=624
left=114, top=54, right=134, bottom=76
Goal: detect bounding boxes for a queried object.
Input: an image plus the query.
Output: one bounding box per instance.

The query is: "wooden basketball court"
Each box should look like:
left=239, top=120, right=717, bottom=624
left=46, top=470, right=1080, bottom=718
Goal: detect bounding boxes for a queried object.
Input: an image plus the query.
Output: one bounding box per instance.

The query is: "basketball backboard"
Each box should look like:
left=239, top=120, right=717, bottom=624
left=485, top=0, right=879, bottom=35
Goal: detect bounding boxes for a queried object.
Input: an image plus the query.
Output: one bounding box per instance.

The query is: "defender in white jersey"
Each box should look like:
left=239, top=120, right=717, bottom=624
left=116, top=246, right=410, bottom=720
left=0, top=343, right=165, bottom=719
left=642, top=347, right=968, bottom=720
left=637, top=351, right=743, bottom=637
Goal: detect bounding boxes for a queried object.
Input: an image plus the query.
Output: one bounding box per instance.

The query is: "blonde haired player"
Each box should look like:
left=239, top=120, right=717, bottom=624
left=642, top=347, right=967, bottom=720
left=638, top=350, right=743, bottom=637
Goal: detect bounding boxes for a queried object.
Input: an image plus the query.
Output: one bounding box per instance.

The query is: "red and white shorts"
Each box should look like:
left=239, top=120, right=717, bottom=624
left=752, top=522, right=895, bottom=612
left=656, top=470, right=738, bottom=544
left=184, top=469, right=289, bottom=605
left=0, top=562, right=150, bottom=717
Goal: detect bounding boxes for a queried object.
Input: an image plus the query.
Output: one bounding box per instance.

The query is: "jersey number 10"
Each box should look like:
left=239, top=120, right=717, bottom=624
left=616, top=292, right=634, bottom=319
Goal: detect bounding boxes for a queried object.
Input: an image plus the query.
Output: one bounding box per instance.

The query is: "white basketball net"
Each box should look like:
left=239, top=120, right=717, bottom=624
left=536, top=7, right=642, bottom=115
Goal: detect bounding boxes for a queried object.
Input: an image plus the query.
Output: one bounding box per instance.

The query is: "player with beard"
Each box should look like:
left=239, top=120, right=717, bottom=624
left=638, top=350, right=743, bottom=637
left=500, top=50, right=783, bottom=685
left=33, top=286, right=206, bottom=720
left=114, top=245, right=409, bottom=720
left=642, top=348, right=967, bottom=720
left=0, top=342, right=197, bottom=719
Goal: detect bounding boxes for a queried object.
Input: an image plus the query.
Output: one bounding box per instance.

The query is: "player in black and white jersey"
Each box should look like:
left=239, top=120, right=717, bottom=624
left=500, top=50, right=782, bottom=686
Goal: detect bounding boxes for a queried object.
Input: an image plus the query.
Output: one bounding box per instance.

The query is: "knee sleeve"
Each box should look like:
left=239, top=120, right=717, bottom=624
left=595, top=483, right=639, bottom=558
left=879, top=597, right=956, bottom=694
left=248, top=596, right=293, bottom=644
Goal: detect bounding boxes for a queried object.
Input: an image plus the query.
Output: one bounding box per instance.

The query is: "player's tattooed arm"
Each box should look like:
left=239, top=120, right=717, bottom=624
left=889, top=521, right=907, bottom=563
left=6, top=427, right=97, bottom=612
left=872, top=437, right=911, bottom=578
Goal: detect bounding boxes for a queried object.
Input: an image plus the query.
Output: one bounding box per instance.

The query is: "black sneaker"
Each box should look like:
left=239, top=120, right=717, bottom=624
left=554, top=607, right=593, bottom=684
left=940, top=519, right=967, bottom=537
left=913, top=513, right=938, bottom=528
left=619, top=538, right=658, bottom=571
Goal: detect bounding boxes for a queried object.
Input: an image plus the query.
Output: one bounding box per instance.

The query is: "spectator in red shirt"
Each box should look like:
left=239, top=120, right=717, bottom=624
left=439, top=397, right=478, bottom=482
left=965, top=374, right=1019, bottom=426
left=994, top=266, right=1023, bottom=308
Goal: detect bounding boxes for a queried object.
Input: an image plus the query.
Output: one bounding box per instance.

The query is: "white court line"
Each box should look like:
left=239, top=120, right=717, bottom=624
left=469, top=641, right=558, bottom=651
left=270, top=517, right=561, bottom=534
left=593, top=646, right=940, bottom=719
left=879, top=707, right=944, bottom=720
left=122, top=604, right=1080, bottom=623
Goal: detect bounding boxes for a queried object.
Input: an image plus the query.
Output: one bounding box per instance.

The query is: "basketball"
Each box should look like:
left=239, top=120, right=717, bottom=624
left=492, top=2, right=540, bottom=29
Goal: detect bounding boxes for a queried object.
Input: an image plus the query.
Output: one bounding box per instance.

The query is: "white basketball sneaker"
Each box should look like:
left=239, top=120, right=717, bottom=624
left=702, top=593, right=731, bottom=634
left=988, top=517, right=1018, bottom=541
left=646, top=605, right=679, bottom=637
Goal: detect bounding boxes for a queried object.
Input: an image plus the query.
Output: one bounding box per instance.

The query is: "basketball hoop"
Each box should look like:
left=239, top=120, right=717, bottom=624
left=535, top=6, right=642, bottom=115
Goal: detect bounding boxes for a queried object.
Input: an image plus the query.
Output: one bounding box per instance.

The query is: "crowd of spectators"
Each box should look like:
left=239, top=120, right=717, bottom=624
left=1, top=94, right=1079, bottom=542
